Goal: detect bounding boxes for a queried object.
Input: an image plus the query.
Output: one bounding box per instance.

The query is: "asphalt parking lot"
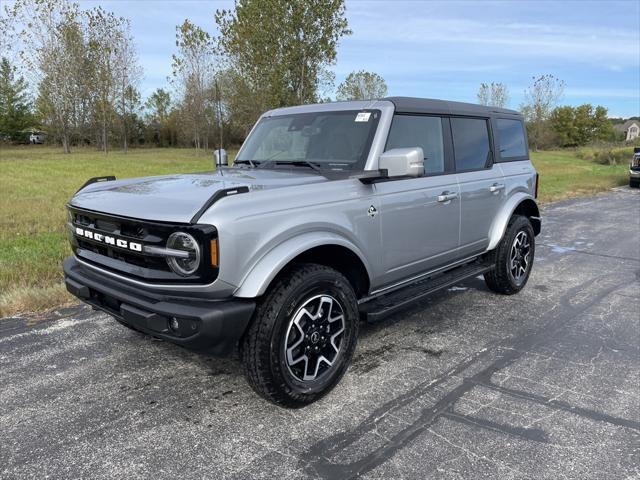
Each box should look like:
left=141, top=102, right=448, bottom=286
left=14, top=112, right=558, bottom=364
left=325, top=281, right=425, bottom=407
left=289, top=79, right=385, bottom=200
left=1, top=187, right=639, bottom=479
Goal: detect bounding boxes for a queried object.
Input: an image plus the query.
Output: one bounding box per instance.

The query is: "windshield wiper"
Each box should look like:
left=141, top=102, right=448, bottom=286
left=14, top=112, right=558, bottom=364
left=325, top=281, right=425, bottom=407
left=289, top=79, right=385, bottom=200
left=235, top=159, right=257, bottom=168
left=275, top=160, right=323, bottom=174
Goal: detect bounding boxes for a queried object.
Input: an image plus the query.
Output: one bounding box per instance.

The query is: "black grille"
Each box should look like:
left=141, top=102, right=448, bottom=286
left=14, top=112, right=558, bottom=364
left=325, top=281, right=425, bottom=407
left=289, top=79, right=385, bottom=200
left=76, top=238, right=170, bottom=271
left=67, top=206, right=218, bottom=284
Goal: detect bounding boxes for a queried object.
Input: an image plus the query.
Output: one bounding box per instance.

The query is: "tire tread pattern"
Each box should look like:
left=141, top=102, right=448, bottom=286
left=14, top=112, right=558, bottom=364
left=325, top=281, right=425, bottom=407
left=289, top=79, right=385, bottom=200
left=484, top=215, right=534, bottom=295
left=241, top=263, right=358, bottom=407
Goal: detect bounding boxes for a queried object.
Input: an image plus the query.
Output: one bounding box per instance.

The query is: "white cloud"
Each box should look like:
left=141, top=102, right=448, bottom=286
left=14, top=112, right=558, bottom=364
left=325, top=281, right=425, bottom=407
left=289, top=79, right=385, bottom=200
left=343, top=15, right=638, bottom=68
left=4, top=0, right=639, bottom=116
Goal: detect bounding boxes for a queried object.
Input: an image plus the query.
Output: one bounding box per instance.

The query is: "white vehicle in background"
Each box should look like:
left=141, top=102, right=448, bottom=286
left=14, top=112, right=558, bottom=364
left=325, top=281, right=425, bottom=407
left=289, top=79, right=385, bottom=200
left=29, top=132, right=46, bottom=144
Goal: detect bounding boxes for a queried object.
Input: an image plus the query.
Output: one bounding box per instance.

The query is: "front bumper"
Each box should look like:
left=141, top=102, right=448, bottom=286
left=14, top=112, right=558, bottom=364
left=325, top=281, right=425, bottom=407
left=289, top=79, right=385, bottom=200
left=629, top=169, right=640, bottom=179
left=63, top=256, right=255, bottom=356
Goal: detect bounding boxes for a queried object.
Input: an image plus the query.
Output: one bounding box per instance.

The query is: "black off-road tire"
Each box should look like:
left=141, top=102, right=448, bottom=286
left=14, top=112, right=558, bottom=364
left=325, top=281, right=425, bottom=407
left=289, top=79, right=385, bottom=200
left=630, top=178, right=640, bottom=188
left=241, top=263, right=359, bottom=407
left=484, top=215, right=535, bottom=295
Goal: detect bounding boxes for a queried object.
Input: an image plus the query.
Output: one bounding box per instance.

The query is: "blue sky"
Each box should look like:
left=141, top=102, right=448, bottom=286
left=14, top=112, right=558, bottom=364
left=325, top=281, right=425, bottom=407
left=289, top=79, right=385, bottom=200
left=44, top=1, right=640, bottom=117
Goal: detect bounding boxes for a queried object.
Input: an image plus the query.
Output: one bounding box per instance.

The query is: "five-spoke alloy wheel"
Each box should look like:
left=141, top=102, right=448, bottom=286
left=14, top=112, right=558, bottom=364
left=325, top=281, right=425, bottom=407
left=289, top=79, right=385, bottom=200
left=485, top=215, right=536, bottom=295
left=285, top=295, right=346, bottom=382
left=509, top=231, right=532, bottom=286
left=242, top=264, right=359, bottom=407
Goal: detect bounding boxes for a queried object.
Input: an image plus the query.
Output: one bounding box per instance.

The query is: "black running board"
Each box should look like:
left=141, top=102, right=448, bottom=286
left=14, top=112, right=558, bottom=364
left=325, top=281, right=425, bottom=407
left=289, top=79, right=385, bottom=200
left=359, top=260, right=493, bottom=322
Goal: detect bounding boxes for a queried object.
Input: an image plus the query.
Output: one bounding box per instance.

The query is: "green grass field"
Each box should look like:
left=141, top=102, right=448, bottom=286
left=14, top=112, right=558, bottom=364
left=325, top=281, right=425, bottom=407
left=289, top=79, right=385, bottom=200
left=0, top=145, right=629, bottom=317
left=0, top=146, right=233, bottom=316
left=531, top=150, right=629, bottom=202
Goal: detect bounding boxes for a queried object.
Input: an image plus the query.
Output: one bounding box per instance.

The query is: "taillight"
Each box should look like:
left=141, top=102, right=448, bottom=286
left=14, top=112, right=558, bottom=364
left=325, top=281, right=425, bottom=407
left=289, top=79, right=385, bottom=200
left=534, top=173, right=539, bottom=199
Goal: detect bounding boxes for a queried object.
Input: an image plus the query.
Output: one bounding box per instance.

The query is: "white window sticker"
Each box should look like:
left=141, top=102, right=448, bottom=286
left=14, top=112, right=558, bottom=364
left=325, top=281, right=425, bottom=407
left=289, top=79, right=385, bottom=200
left=355, top=112, right=371, bottom=122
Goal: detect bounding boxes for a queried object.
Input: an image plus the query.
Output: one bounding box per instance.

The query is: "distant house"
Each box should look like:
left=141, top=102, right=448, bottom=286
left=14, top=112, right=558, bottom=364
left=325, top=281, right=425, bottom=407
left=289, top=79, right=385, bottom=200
left=614, top=120, right=640, bottom=141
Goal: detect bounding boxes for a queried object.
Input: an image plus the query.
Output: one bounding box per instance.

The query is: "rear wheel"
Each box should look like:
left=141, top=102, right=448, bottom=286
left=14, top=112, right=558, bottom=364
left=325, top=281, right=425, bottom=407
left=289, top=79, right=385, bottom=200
left=484, top=215, right=535, bottom=295
left=241, top=264, right=359, bottom=407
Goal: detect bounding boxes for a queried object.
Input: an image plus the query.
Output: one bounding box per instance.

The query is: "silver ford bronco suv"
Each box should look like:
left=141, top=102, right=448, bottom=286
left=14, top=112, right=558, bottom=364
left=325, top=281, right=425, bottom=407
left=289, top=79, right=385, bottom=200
left=63, top=97, right=541, bottom=407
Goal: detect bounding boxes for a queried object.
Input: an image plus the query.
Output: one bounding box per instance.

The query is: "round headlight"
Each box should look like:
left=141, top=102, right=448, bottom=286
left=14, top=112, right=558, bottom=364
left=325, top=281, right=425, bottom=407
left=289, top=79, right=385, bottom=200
left=166, top=232, right=201, bottom=276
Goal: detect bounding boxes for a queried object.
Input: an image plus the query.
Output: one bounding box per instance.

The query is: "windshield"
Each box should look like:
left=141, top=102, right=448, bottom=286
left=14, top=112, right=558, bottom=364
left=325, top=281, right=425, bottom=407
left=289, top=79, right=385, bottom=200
left=236, top=110, right=381, bottom=170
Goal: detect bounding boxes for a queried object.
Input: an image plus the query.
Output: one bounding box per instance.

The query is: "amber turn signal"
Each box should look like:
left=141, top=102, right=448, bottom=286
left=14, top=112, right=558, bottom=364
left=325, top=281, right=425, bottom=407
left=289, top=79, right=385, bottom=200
left=210, top=238, right=219, bottom=267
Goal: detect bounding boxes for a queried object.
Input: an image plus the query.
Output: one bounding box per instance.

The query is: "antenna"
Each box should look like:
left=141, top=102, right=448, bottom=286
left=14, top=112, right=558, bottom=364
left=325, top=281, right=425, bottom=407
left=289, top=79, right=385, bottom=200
left=213, top=78, right=227, bottom=169
left=216, top=78, right=223, bottom=152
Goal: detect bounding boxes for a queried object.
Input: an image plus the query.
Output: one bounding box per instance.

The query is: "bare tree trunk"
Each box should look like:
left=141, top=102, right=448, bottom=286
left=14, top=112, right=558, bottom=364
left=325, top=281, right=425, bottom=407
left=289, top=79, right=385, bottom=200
left=102, top=117, right=108, bottom=154
left=100, top=100, right=107, bottom=153
left=122, top=107, right=127, bottom=154
left=122, top=78, right=128, bottom=153
left=123, top=96, right=128, bottom=153
left=62, top=132, right=70, bottom=154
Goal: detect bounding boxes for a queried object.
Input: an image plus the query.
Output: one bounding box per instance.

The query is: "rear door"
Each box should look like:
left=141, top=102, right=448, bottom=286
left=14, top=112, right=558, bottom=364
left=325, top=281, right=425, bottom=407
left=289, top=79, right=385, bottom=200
left=451, top=117, right=506, bottom=256
left=375, top=115, right=460, bottom=286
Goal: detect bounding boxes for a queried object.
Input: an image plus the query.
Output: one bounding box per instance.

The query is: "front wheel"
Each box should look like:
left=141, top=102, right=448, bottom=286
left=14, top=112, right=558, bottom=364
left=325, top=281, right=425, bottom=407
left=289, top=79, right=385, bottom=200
left=241, top=264, right=359, bottom=407
left=484, top=215, right=535, bottom=295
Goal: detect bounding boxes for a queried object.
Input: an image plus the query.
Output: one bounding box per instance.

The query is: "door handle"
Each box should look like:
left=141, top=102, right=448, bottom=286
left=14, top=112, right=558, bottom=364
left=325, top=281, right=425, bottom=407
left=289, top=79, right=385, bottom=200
left=437, top=191, right=458, bottom=203
left=489, top=183, right=505, bottom=193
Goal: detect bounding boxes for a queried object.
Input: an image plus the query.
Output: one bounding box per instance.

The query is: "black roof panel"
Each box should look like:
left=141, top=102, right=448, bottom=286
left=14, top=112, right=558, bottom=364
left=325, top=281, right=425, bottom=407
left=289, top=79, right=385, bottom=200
left=384, top=96, right=521, bottom=117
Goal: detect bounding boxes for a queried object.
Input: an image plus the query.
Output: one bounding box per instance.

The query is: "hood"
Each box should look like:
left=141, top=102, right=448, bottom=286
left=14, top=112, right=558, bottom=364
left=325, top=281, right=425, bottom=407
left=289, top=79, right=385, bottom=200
left=69, top=167, right=327, bottom=223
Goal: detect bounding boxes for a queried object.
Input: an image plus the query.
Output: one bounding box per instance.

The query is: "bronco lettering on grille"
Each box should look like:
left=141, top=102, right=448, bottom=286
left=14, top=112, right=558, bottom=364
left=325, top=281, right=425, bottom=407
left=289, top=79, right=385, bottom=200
left=75, top=227, right=143, bottom=252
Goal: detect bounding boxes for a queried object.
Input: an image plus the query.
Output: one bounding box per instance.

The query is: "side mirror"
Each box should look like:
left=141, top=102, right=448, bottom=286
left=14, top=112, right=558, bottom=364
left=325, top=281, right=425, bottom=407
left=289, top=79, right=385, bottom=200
left=214, top=148, right=228, bottom=167
left=379, top=147, right=424, bottom=177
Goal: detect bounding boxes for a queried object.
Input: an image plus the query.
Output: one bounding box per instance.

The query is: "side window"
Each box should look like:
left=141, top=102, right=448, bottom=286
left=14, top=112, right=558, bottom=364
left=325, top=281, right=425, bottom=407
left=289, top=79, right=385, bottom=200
left=497, top=119, right=527, bottom=159
left=451, top=117, right=491, bottom=171
left=386, top=115, right=445, bottom=175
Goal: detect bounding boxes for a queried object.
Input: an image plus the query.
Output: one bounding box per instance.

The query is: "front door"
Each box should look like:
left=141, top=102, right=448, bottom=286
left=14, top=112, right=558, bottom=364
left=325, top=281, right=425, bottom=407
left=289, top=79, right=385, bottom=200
left=375, top=114, right=460, bottom=287
left=376, top=176, right=460, bottom=286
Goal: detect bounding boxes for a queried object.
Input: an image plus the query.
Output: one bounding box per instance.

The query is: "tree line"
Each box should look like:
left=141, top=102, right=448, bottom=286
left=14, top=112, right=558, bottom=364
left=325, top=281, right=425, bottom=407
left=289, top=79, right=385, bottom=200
left=1, top=0, right=143, bottom=152
left=0, top=0, right=627, bottom=153
left=1, top=0, right=387, bottom=152
left=476, top=76, right=622, bottom=150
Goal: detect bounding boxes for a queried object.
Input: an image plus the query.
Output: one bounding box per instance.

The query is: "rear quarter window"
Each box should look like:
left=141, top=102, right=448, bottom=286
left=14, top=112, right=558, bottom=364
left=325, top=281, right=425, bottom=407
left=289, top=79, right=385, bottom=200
left=497, top=119, right=527, bottom=159
left=451, top=117, right=491, bottom=171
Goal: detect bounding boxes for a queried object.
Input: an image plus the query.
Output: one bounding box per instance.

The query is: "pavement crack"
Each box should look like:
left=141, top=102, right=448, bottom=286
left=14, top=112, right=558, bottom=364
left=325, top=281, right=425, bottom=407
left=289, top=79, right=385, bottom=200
left=427, top=427, right=528, bottom=477
left=476, top=380, right=640, bottom=431
left=443, top=410, right=549, bottom=443
left=298, top=274, right=631, bottom=479
left=539, top=243, right=640, bottom=263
